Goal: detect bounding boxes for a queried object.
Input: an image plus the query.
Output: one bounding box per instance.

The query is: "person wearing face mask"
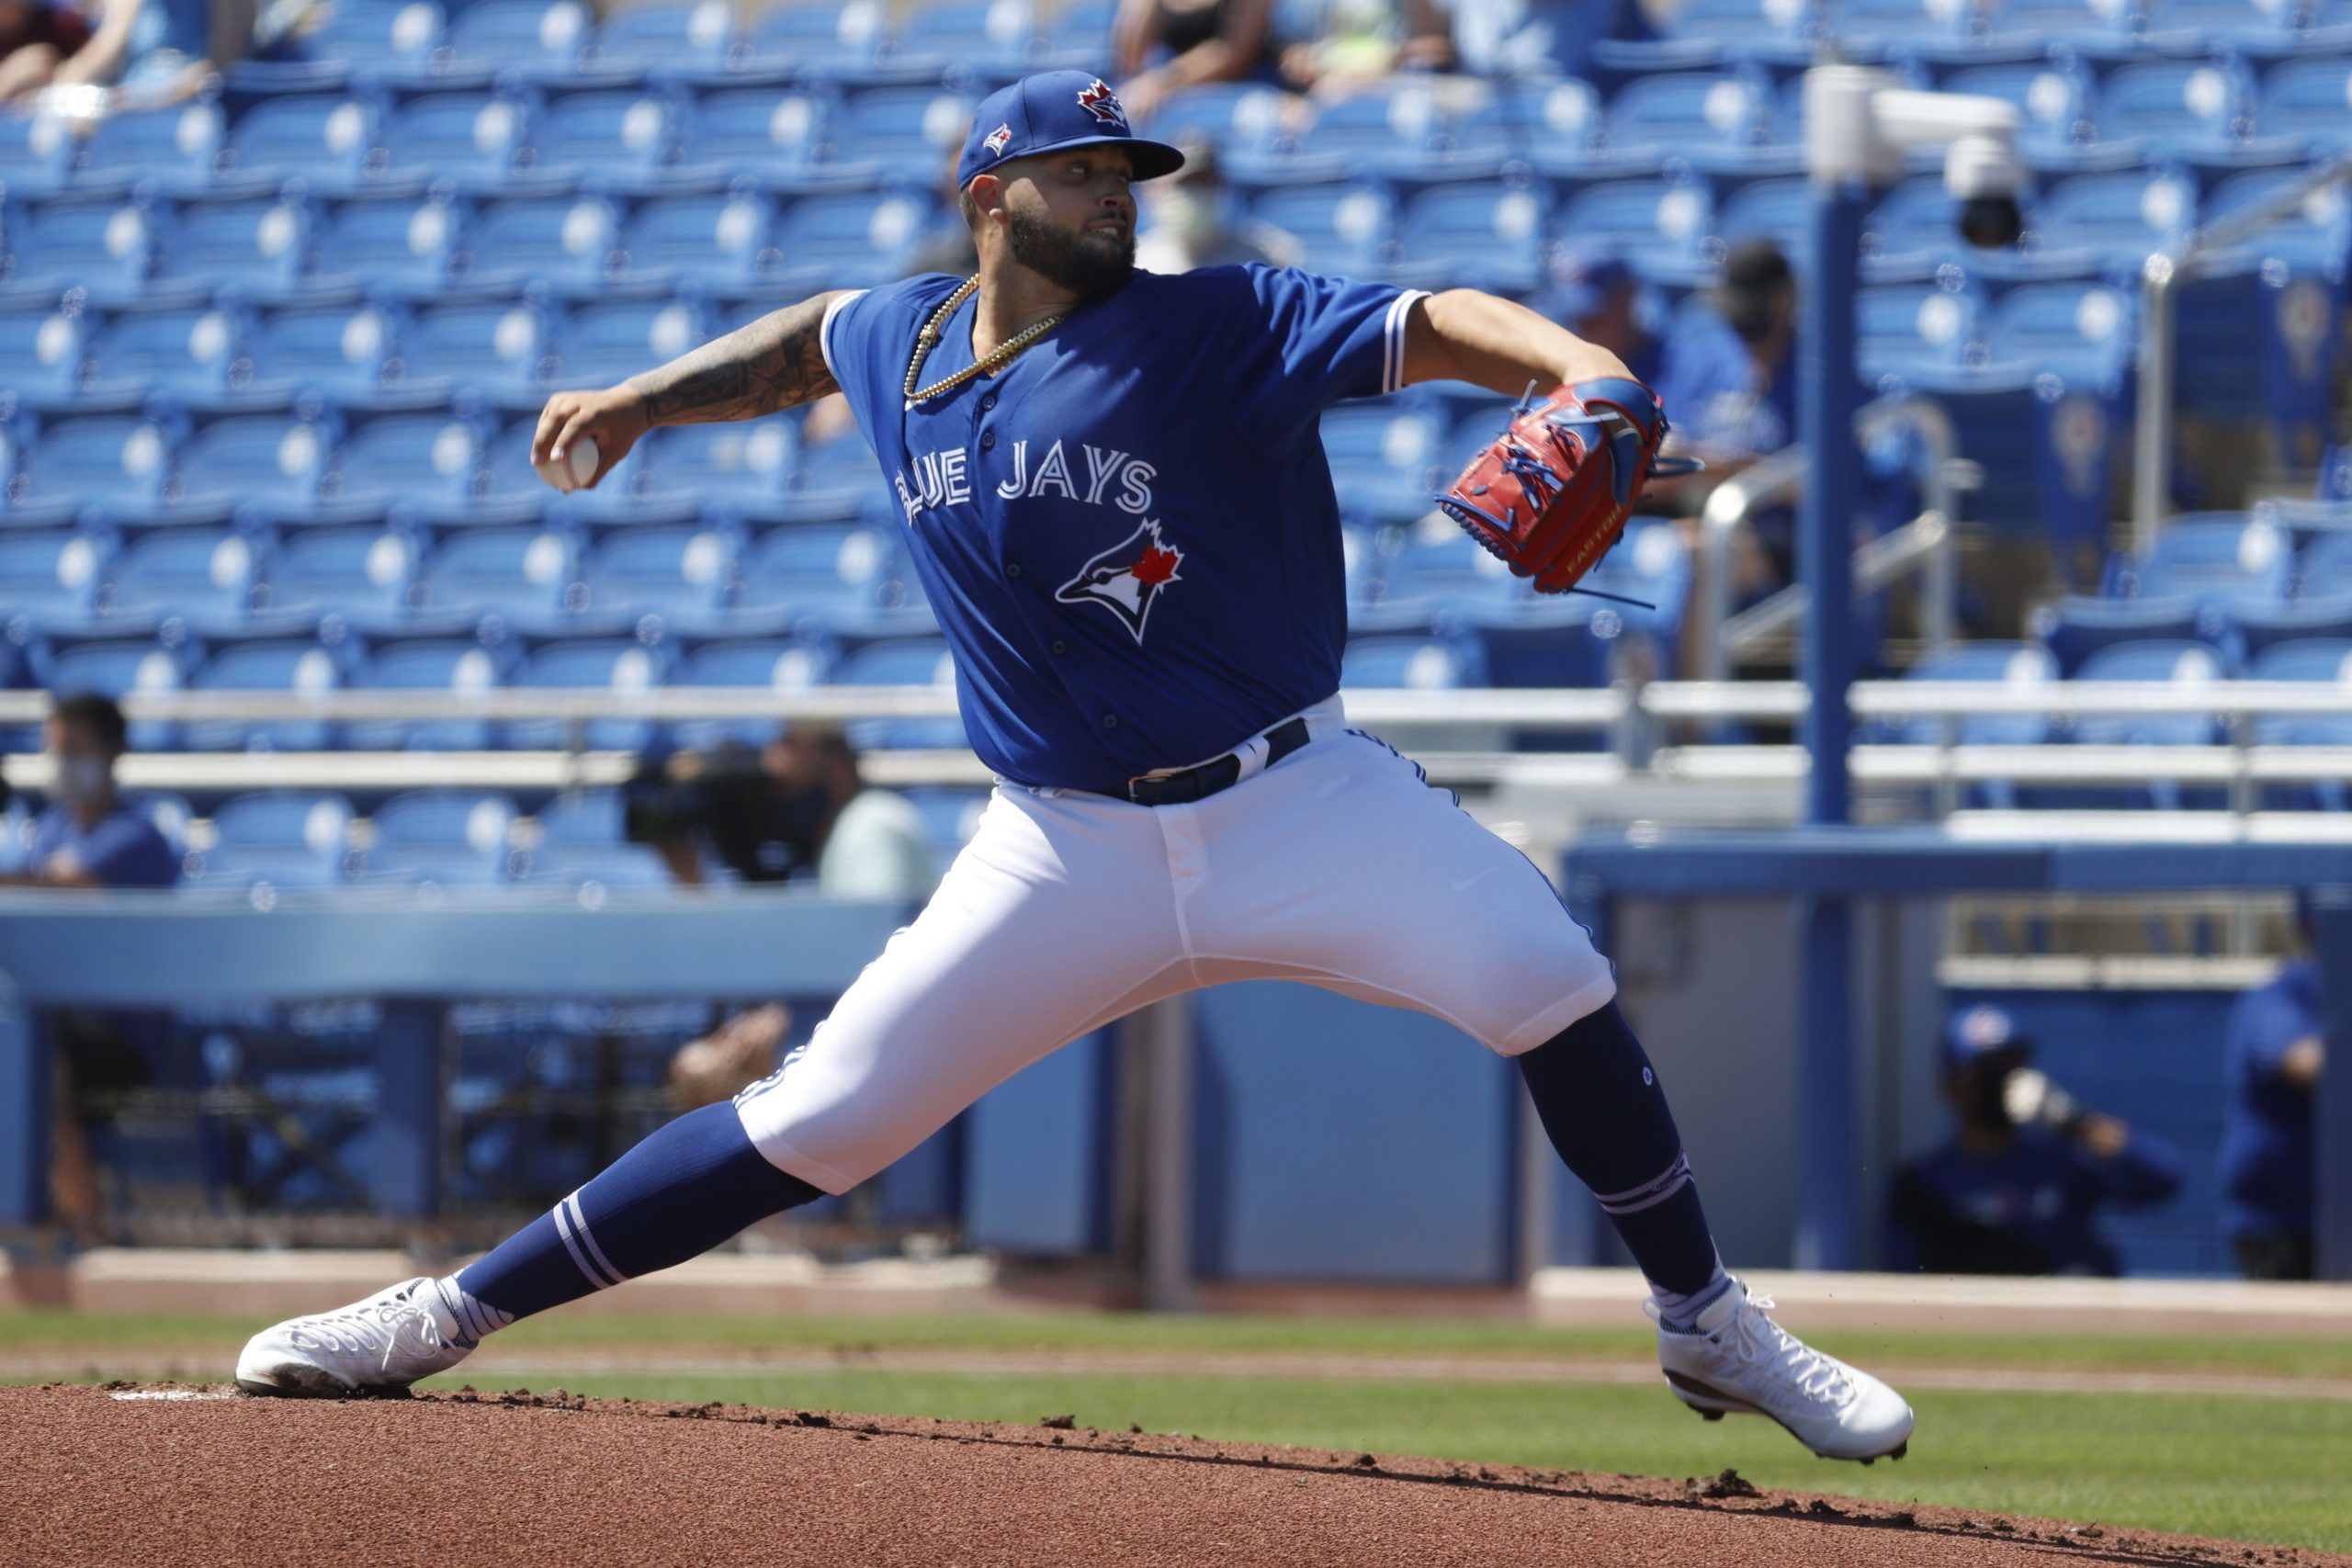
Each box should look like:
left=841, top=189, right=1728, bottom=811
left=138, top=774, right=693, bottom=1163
left=1, top=692, right=180, bottom=1245
left=1134, top=138, right=1300, bottom=276
left=1886, top=1005, right=2182, bottom=1277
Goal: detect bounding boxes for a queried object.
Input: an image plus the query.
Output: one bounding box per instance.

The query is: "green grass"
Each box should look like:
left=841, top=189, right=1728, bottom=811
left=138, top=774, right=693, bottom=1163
left=7, top=1309, right=2348, bottom=1552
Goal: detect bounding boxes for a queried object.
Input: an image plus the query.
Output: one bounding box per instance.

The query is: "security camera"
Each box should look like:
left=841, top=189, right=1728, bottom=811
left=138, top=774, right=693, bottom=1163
left=1944, top=129, right=2025, bottom=252
left=1803, top=69, right=2025, bottom=249
left=1957, top=194, right=2024, bottom=251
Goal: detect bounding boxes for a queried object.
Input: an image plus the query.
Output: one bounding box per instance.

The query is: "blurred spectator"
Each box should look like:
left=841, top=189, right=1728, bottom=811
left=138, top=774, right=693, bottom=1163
left=1887, top=1005, right=2183, bottom=1277
left=643, top=724, right=933, bottom=899
left=1438, top=0, right=1651, bottom=80
left=2219, top=898, right=2325, bottom=1280
left=0, top=693, right=179, bottom=1245
left=1278, top=0, right=1453, bottom=89
left=1112, top=0, right=1279, bottom=123
left=1137, top=138, right=1301, bottom=274
left=0, top=0, right=206, bottom=107
left=1532, top=246, right=1658, bottom=387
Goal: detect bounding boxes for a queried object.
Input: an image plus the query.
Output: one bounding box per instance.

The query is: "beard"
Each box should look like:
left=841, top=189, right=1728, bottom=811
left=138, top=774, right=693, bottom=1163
left=1007, top=207, right=1136, bottom=303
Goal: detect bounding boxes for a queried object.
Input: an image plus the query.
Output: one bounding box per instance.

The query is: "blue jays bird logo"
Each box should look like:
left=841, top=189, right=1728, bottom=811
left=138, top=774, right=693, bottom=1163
left=1076, top=78, right=1125, bottom=127
left=1057, top=522, right=1182, bottom=642
left=984, top=122, right=1012, bottom=155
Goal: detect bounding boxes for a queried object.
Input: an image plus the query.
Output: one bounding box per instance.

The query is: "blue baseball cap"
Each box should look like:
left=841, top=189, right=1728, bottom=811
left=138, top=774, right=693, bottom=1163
left=1943, top=1004, right=2032, bottom=1070
left=1535, top=248, right=1635, bottom=324
left=956, top=71, right=1186, bottom=190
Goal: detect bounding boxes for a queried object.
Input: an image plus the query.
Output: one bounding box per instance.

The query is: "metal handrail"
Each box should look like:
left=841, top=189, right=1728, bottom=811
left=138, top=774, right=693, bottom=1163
left=1694, top=395, right=1962, bottom=682
left=2132, top=152, right=2352, bottom=549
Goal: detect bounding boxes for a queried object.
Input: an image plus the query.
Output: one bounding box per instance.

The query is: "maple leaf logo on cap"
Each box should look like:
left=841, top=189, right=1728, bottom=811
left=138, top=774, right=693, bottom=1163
left=1076, top=78, right=1125, bottom=127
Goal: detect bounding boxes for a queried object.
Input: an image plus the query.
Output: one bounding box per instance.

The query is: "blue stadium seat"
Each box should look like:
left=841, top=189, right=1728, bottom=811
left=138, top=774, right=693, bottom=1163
left=582, top=0, right=738, bottom=75
left=83, top=306, right=243, bottom=406
left=580, top=524, right=738, bottom=619
left=1455, top=600, right=1616, bottom=698
left=404, top=300, right=557, bottom=405
left=633, top=421, right=796, bottom=513
left=1857, top=281, right=1983, bottom=378
left=264, top=524, right=416, bottom=625
left=1939, top=62, right=2121, bottom=172
left=320, top=413, right=483, bottom=517
left=730, top=523, right=898, bottom=632
left=2031, top=592, right=2207, bottom=674
left=1603, top=71, right=1774, bottom=165
left=2032, top=169, right=2194, bottom=261
left=835, top=637, right=962, bottom=750
left=306, top=192, right=465, bottom=301
left=835, top=85, right=977, bottom=171
left=43, top=639, right=189, bottom=749
left=153, top=197, right=312, bottom=300
left=2111, top=514, right=2295, bottom=613
left=1035, top=0, right=1114, bottom=69
left=1883, top=642, right=2061, bottom=746
left=558, top=299, right=704, bottom=389
left=1988, top=0, right=2143, bottom=52
left=1340, top=632, right=1487, bottom=689
left=0, top=306, right=88, bottom=409
left=608, top=191, right=779, bottom=295
left=345, top=637, right=504, bottom=749
left=2142, top=0, right=2306, bottom=52
left=675, top=89, right=840, bottom=186
left=2249, top=638, right=2352, bottom=809
left=1318, top=402, right=1444, bottom=525
left=1287, top=82, right=1482, bottom=184
left=187, top=639, right=343, bottom=750
left=2203, top=168, right=2350, bottom=273
left=2230, top=592, right=2352, bottom=664
left=533, top=785, right=626, bottom=845
left=1243, top=183, right=1392, bottom=276
left=9, top=414, right=178, bottom=527
left=194, top=791, right=355, bottom=886
left=888, top=0, right=1037, bottom=77
left=1388, top=182, right=1547, bottom=293
left=173, top=413, right=333, bottom=522
left=1375, top=523, right=1520, bottom=619
left=0, top=108, right=72, bottom=197
left=1555, top=179, right=1712, bottom=285
left=72, top=104, right=225, bottom=198
left=364, top=788, right=520, bottom=882
left=0, top=198, right=160, bottom=309
left=1710, top=175, right=1811, bottom=261
left=899, top=784, right=987, bottom=865
left=105, top=526, right=267, bottom=629
left=1579, top=518, right=1692, bottom=645
left=1983, top=279, right=2135, bottom=380
left=1613, top=0, right=1813, bottom=66
left=2301, top=527, right=2352, bottom=592
left=2094, top=61, right=2295, bottom=175
left=2072, top=639, right=2225, bottom=750
left=378, top=92, right=534, bottom=191
left=506, top=637, right=671, bottom=749
left=244, top=302, right=403, bottom=404
left=669, top=636, right=832, bottom=747
left=218, top=96, right=383, bottom=197
left=2256, top=56, right=2352, bottom=150
left=444, top=0, right=594, bottom=80
left=741, top=0, right=894, bottom=83
left=310, top=0, right=447, bottom=77
left=769, top=189, right=934, bottom=288
left=529, top=91, right=684, bottom=192
left=526, top=785, right=670, bottom=884
left=1829, top=0, right=1988, bottom=55
left=0, top=530, right=108, bottom=634
left=459, top=194, right=620, bottom=297
left=1136, top=81, right=1290, bottom=152
left=1859, top=174, right=1968, bottom=280
left=413, top=525, right=577, bottom=627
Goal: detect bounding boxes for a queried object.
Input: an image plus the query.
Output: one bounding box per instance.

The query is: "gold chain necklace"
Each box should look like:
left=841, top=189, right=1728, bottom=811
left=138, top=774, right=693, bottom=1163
left=903, top=276, right=1065, bottom=403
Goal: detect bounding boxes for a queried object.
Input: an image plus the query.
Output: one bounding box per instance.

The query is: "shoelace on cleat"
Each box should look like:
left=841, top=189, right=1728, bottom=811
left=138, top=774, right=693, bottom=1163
left=1720, top=1295, right=1858, bottom=1409
left=285, top=1285, right=449, bottom=1373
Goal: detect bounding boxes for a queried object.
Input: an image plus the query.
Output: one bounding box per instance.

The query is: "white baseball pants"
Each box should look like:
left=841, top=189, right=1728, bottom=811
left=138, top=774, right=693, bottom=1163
left=732, top=699, right=1617, bottom=1193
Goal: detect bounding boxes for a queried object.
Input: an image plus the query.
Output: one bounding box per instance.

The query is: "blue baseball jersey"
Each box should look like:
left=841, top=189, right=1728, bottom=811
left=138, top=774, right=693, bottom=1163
left=820, top=265, right=1426, bottom=794
left=2218, top=957, right=2320, bottom=1238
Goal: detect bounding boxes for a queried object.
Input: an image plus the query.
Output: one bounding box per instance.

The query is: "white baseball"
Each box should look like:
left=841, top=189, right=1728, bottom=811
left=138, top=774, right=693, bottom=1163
left=533, top=434, right=600, bottom=493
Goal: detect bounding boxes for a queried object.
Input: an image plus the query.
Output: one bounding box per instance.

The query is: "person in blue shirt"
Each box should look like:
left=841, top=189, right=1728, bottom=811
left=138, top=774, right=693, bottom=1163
left=2218, top=899, right=2326, bottom=1280
left=1532, top=247, right=1661, bottom=391
left=2, top=692, right=179, bottom=1245
left=1889, top=1005, right=2183, bottom=1277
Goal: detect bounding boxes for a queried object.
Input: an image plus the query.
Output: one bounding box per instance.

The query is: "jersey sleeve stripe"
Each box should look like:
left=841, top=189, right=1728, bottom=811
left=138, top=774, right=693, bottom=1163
left=818, top=289, right=868, bottom=387
left=1382, top=289, right=1430, bottom=396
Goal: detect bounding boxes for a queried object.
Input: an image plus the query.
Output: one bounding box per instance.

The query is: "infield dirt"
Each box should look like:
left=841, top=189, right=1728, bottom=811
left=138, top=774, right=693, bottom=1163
left=4, top=1382, right=2336, bottom=1567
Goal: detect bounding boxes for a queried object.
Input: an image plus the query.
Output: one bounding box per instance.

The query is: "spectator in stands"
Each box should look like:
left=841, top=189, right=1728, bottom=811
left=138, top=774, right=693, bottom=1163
left=0, top=693, right=179, bottom=1245
left=2219, top=897, right=2325, bottom=1280
left=1888, top=1004, right=2183, bottom=1277
left=1276, top=0, right=1454, bottom=89
left=1532, top=246, right=1658, bottom=387
left=1435, top=0, right=1651, bottom=80
left=1136, top=137, right=1302, bottom=274
left=1111, top=0, right=1281, bottom=122
left=0, top=0, right=205, bottom=107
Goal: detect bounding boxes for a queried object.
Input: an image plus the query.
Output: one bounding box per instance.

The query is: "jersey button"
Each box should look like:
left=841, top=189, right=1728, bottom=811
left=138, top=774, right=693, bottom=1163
left=1004, top=563, right=1022, bottom=579
left=1051, top=639, right=1067, bottom=655
left=979, top=430, right=997, bottom=450
left=1102, top=714, right=1120, bottom=729
left=979, top=393, right=997, bottom=411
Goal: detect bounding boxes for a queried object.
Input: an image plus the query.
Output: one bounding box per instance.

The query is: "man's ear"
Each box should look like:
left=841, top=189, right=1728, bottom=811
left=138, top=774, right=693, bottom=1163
left=968, top=172, right=1007, bottom=226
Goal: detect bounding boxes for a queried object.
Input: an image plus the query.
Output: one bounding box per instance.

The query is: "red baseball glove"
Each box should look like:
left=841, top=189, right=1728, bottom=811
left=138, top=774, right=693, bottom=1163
left=1434, top=378, right=1696, bottom=596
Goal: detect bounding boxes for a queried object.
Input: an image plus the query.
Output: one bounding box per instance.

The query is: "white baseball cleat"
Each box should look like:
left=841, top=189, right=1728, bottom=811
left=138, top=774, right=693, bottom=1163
left=235, top=1276, right=473, bottom=1397
left=1650, top=1277, right=1915, bottom=1463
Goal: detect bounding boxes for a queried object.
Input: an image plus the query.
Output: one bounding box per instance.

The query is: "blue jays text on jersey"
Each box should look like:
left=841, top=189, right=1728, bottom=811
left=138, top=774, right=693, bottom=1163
left=820, top=263, right=1427, bottom=794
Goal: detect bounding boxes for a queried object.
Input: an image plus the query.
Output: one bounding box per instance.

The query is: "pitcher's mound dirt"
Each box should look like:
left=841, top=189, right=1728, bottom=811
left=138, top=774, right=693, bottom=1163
left=5, top=1383, right=2332, bottom=1567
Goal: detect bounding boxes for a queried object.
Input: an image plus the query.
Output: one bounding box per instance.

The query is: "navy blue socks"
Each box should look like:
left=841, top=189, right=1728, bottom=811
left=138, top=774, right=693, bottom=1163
left=438, top=1100, right=821, bottom=1337
left=1517, top=1000, right=1732, bottom=1327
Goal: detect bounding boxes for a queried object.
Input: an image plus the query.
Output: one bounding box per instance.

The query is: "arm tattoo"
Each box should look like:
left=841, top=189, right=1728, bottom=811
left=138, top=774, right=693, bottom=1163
left=626, top=292, right=842, bottom=425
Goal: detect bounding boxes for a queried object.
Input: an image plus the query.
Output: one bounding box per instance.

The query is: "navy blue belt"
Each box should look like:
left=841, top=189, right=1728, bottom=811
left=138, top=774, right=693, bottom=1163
left=1124, top=716, right=1312, bottom=807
